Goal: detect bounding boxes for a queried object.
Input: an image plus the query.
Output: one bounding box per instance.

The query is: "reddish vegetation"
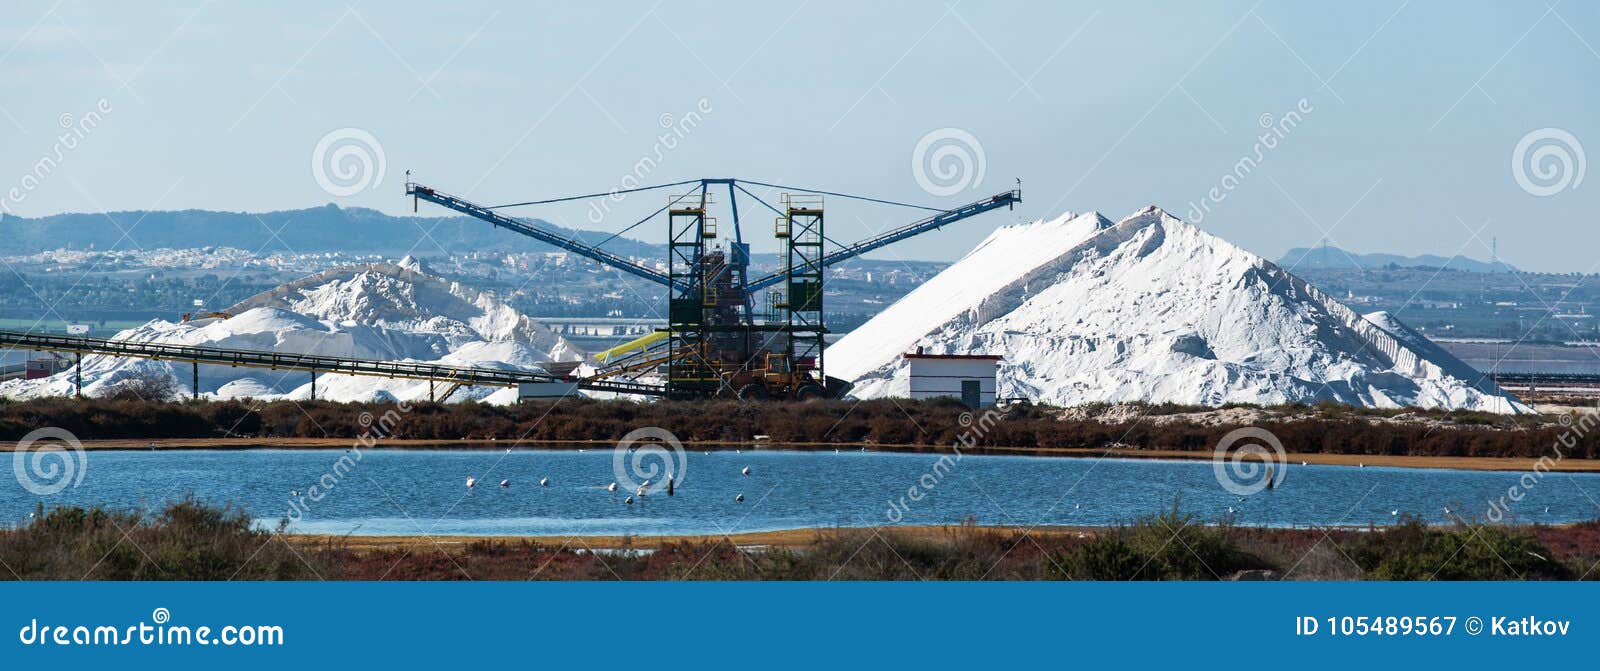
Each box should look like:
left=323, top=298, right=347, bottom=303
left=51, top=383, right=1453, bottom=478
left=1, top=396, right=1591, bottom=461
left=1535, top=521, right=1600, bottom=562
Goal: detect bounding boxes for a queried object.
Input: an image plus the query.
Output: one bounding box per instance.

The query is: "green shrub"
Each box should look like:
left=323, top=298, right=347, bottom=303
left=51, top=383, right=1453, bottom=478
left=1052, top=535, right=1151, bottom=580
left=1051, top=499, right=1265, bottom=580
left=1344, top=518, right=1568, bottom=580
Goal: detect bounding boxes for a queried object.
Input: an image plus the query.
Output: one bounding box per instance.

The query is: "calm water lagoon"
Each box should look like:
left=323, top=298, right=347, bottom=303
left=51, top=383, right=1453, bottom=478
left=5, top=447, right=1594, bottom=536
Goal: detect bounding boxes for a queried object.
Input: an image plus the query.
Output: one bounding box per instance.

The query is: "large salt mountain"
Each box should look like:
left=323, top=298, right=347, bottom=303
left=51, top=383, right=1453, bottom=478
left=0, top=256, right=581, bottom=404
left=827, top=207, right=1528, bottom=414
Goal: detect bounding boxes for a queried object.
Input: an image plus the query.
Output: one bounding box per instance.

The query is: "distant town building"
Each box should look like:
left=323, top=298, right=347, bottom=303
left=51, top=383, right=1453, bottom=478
left=901, top=352, right=1002, bottom=407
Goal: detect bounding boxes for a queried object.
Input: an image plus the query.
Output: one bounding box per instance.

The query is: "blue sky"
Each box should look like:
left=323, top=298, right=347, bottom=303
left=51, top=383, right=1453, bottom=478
left=0, top=1, right=1595, bottom=271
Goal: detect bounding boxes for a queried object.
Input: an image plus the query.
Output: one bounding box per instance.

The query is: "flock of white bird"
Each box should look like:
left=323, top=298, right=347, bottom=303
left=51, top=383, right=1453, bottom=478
left=459, top=459, right=753, bottom=506
left=444, top=457, right=1560, bottom=523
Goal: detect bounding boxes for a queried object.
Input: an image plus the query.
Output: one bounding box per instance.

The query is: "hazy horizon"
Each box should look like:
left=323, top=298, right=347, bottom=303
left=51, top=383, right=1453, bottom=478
left=1, top=1, right=1595, bottom=271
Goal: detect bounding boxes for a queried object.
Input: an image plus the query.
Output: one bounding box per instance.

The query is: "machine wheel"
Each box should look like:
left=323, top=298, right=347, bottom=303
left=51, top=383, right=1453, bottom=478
left=736, top=383, right=770, bottom=401
left=794, top=384, right=825, bottom=401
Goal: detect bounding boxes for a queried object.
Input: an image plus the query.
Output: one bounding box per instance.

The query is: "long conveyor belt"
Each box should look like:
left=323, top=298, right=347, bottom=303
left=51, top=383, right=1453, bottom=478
left=0, top=329, right=666, bottom=397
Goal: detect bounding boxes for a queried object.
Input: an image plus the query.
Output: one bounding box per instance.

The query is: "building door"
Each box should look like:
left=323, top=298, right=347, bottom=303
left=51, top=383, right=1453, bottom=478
left=961, top=380, right=981, bottom=408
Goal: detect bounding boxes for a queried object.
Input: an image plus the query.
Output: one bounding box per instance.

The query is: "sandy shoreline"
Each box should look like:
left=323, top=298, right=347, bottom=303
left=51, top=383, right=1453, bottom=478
left=292, top=525, right=1098, bottom=552
left=2, top=436, right=1594, bottom=473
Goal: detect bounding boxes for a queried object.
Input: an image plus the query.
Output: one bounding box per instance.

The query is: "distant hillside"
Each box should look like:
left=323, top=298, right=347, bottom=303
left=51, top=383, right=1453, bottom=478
left=0, top=205, right=663, bottom=258
left=1279, top=245, right=1517, bottom=273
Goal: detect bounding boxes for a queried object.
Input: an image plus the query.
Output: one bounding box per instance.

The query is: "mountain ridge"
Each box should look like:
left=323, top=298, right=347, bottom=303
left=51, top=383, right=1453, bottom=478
left=0, top=204, right=662, bottom=258
left=1279, top=245, right=1517, bottom=273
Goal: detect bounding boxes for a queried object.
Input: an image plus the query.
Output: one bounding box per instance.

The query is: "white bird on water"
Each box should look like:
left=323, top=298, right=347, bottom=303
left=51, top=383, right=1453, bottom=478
left=607, top=482, right=618, bottom=493
left=1391, top=510, right=1399, bottom=516
left=466, top=476, right=477, bottom=489
left=741, top=466, right=751, bottom=476
left=540, top=477, right=549, bottom=487
left=499, top=479, right=509, bottom=488
left=625, top=496, right=634, bottom=505
left=735, top=493, right=744, bottom=503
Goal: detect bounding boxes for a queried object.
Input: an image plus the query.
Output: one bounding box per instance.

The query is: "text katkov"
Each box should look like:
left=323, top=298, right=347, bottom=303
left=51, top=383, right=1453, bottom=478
left=1491, top=616, right=1570, bottom=636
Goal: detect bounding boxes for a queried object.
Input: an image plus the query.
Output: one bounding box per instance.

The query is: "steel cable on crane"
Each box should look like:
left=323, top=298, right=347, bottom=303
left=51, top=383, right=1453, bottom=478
left=485, top=178, right=701, bottom=209
left=732, top=183, right=861, bottom=257
left=733, top=179, right=946, bottom=213
left=592, top=184, right=708, bottom=249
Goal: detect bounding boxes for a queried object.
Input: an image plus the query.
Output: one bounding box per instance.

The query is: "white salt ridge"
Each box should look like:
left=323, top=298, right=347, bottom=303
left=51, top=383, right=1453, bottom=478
left=828, top=206, right=1529, bottom=414
left=0, top=259, right=582, bottom=404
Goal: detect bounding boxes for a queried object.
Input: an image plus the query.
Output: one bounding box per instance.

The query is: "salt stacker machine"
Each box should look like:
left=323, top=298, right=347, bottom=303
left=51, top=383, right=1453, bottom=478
left=405, top=176, right=1019, bottom=400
